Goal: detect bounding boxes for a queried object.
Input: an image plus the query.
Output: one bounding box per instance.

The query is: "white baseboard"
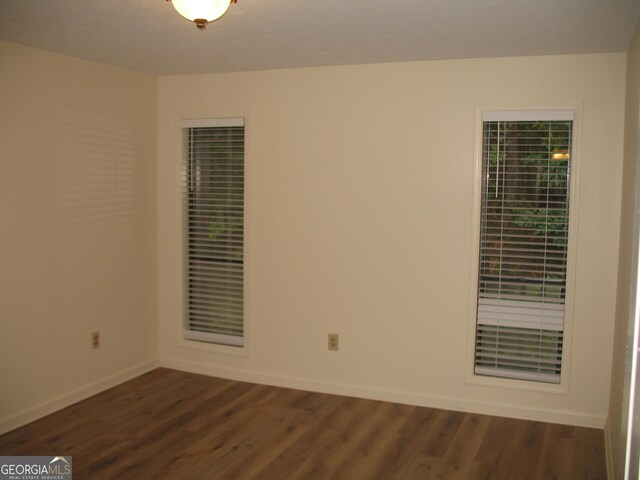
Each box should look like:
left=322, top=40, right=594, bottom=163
left=159, top=357, right=605, bottom=429
left=0, top=359, right=159, bottom=435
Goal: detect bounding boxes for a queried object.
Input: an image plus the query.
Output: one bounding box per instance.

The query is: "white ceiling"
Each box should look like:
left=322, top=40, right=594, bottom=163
left=1, top=0, right=639, bottom=75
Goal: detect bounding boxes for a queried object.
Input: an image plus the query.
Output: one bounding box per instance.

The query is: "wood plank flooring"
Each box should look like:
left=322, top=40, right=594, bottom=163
left=0, top=368, right=606, bottom=479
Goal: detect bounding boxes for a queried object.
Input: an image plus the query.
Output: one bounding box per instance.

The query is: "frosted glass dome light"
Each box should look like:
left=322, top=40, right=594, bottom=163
left=169, top=0, right=234, bottom=30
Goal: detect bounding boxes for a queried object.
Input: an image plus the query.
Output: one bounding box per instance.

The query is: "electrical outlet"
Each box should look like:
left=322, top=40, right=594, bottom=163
left=328, top=333, right=339, bottom=351
left=91, top=331, right=100, bottom=349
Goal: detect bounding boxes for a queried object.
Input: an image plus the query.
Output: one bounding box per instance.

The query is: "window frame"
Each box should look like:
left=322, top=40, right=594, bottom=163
left=175, top=114, right=251, bottom=356
left=466, top=104, right=582, bottom=394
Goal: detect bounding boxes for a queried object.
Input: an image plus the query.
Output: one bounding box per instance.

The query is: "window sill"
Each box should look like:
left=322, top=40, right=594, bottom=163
left=177, top=336, right=249, bottom=357
left=465, top=369, right=569, bottom=395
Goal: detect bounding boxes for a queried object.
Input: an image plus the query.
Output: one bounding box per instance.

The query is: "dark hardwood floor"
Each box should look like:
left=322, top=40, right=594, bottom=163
left=0, top=368, right=606, bottom=479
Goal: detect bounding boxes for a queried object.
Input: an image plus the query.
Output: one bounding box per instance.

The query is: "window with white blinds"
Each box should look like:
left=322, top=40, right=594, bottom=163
left=182, top=118, right=245, bottom=347
left=474, top=111, right=574, bottom=384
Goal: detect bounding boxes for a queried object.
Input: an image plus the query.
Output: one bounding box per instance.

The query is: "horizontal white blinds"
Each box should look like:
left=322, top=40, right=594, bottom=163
left=475, top=325, right=563, bottom=383
left=477, top=298, right=564, bottom=331
left=474, top=116, right=572, bottom=383
left=482, top=110, right=574, bottom=122
left=183, top=119, right=245, bottom=347
left=182, top=118, right=245, bottom=129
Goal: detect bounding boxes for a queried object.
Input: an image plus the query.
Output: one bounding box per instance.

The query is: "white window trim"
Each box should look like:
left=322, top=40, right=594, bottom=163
left=174, top=111, right=252, bottom=357
left=465, top=103, right=582, bottom=394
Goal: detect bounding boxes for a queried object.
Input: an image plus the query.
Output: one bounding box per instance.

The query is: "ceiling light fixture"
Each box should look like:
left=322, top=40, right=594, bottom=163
left=167, top=0, right=237, bottom=30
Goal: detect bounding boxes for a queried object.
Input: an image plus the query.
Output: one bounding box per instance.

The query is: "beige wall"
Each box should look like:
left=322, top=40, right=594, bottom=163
left=0, top=40, right=626, bottom=436
left=607, top=21, right=640, bottom=479
left=158, top=53, right=625, bottom=427
left=0, top=41, right=158, bottom=432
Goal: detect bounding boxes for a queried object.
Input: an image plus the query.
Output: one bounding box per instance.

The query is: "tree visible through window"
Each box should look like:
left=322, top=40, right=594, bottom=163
left=182, top=118, right=245, bottom=347
left=474, top=112, right=573, bottom=383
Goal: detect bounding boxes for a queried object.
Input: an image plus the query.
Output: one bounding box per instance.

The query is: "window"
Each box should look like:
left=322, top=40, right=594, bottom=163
left=474, top=111, right=574, bottom=384
left=182, top=118, right=245, bottom=347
